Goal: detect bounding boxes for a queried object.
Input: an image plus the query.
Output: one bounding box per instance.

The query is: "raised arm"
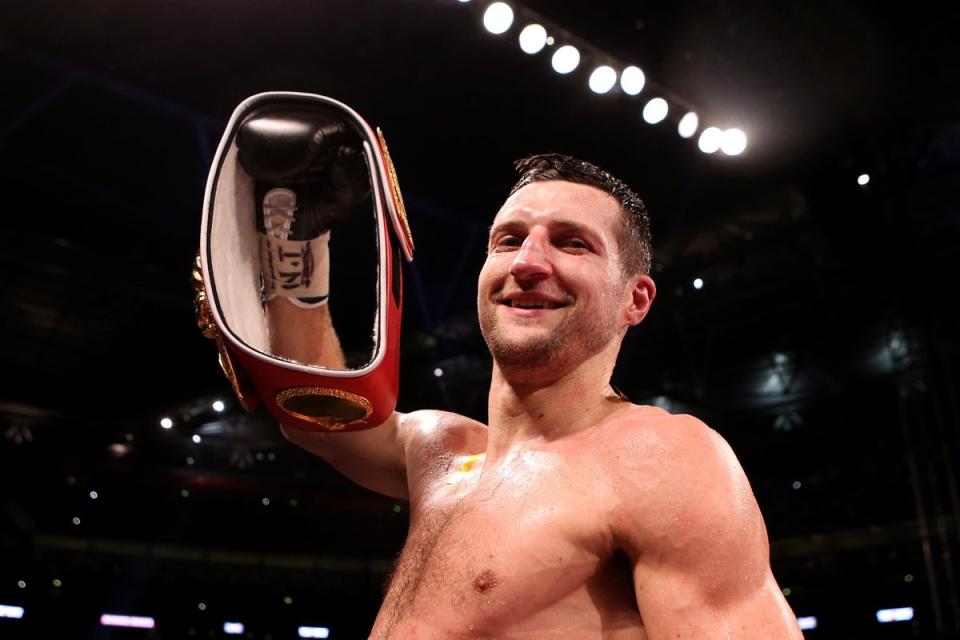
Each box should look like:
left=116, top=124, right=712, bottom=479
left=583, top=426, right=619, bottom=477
left=248, top=122, right=413, bottom=499
left=280, top=410, right=410, bottom=499
left=266, top=298, right=346, bottom=369
left=204, top=96, right=439, bottom=501
left=611, top=414, right=802, bottom=639
left=264, top=297, right=412, bottom=499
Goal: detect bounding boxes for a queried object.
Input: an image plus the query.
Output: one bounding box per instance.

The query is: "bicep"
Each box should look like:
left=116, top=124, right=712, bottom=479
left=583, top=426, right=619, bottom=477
left=633, top=565, right=800, bottom=638
left=615, top=418, right=802, bottom=638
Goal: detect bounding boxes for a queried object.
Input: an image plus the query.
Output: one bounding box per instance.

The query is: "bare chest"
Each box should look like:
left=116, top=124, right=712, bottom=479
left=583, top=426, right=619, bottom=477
left=372, top=451, right=643, bottom=639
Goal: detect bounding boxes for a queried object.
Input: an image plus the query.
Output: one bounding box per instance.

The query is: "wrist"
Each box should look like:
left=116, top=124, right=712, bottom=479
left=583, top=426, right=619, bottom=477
left=260, top=230, right=330, bottom=306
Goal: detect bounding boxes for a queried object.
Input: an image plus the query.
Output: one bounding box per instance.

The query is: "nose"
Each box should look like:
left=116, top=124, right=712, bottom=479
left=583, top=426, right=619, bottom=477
left=509, top=233, right=552, bottom=282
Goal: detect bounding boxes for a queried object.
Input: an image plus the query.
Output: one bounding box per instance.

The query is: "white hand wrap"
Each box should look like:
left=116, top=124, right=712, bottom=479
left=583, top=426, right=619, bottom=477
left=260, top=231, right=330, bottom=305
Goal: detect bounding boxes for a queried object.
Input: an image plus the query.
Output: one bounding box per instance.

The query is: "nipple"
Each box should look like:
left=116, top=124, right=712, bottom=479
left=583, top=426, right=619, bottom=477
left=472, top=568, right=498, bottom=594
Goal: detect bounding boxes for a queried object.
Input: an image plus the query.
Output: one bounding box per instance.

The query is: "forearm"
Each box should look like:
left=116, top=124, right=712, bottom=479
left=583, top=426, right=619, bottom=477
left=266, top=300, right=346, bottom=368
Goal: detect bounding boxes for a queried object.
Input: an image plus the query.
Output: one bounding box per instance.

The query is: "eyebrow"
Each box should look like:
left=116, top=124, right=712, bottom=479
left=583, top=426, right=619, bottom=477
left=487, top=219, right=526, bottom=238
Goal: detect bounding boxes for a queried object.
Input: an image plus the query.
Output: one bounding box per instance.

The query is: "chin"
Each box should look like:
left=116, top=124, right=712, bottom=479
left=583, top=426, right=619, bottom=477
left=487, top=331, right=566, bottom=369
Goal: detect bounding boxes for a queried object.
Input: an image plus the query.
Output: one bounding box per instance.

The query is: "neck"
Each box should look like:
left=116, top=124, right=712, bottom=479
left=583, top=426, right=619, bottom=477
left=485, top=343, right=626, bottom=462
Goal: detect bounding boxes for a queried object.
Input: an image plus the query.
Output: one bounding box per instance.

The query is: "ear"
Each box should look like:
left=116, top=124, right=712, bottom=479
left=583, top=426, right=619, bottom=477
left=624, top=274, right=656, bottom=327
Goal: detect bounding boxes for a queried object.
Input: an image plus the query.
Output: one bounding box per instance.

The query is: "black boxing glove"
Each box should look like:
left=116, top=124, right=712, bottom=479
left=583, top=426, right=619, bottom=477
left=237, top=110, right=371, bottom=306
left=238, top=113, right=347, bottom=181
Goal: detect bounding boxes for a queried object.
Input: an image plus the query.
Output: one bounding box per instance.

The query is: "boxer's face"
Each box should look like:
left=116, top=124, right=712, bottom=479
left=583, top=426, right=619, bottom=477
left=478, top=180, right=638, bottom=371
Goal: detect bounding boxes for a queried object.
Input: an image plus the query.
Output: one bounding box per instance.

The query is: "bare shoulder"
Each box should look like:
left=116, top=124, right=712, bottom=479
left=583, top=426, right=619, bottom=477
left=399, top=409, right=487, bottom=476
left=606, top=405, right=761, bottom=545
left=605, top=405, right=737, bottom=477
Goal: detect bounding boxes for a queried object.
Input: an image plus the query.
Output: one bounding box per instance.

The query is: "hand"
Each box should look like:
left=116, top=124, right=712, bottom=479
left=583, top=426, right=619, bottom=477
left=238, top=109, right=370, bottom=241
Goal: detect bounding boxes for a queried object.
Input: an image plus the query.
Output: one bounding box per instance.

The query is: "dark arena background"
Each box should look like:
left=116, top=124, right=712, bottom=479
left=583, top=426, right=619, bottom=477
left=2, top=1, right=959, bottom=638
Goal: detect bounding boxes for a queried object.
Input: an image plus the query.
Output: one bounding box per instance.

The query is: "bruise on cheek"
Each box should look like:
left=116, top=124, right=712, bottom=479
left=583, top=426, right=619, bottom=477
left=472, top=568, right=498, bottom=594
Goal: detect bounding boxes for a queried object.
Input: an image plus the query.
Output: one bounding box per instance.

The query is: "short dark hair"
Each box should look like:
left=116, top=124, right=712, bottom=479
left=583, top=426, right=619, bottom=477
left=509, top=153, right=652, bottom=276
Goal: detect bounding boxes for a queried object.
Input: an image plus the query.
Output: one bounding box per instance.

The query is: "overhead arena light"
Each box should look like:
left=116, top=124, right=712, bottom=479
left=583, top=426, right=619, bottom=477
left=518, top=23, right=547, bottom=54
left=298, top=627, right=331, bottom=639
left=619, top=65, right=645, bottom=95
left=224, top=622, right=245, bottom=635
left=482, top=2, right=513, bottom=35
left=100, top=614, right=155, bottom=628
left=876, top=607, right=914, bottom=623
left=698, top=127, right=723, bottom=154
left=797, top=616, right=817, bottom=630
left=551, top=45, right=580, bottom=74
left=858, top=173, right=871, bottom=186
left=0, top=604, right=25, bottom=619
left=721, top=128, right=747, bottom=156
left=642, top=98, right=668, bottom=124
left=678, top=112, right=699, bottom=138
left=588, top=66, right=617, bottom=94
left=160, top=417, right=173, bottom=429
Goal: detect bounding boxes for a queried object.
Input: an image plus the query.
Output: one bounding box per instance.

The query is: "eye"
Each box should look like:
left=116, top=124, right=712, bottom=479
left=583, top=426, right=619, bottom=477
left=559, top=237, right=589, bottom=251
left=493, top=235, right=522, bottom=251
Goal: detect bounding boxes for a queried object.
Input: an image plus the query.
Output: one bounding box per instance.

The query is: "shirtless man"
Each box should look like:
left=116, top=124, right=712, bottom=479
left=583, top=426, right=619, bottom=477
left=275, top=154, right=803, bottom=638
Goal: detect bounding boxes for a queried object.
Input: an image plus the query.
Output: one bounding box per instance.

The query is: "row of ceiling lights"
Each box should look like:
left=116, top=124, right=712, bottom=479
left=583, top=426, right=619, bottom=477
left=461, top=0, right=748, bottom=156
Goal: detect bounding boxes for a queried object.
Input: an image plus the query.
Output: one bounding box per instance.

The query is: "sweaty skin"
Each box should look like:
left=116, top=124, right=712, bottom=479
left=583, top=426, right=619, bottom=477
left=367, top=406, right=800, bottom=639
left=373, top=406, right=650, bottom=639
left=281, top=181, right=803, bottom=639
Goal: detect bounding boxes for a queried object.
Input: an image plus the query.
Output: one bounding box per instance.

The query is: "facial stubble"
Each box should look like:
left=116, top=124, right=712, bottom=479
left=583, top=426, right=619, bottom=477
left=480, top=296, right=620, bottom=372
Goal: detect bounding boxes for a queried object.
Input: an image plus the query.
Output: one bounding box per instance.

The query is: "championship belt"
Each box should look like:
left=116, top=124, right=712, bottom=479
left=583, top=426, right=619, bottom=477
left=193, top=92, right=414, bottom=432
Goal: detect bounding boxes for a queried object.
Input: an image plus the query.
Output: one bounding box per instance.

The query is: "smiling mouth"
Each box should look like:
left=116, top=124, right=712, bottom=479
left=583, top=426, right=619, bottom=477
left=501, top=299, right=565, bottom=310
